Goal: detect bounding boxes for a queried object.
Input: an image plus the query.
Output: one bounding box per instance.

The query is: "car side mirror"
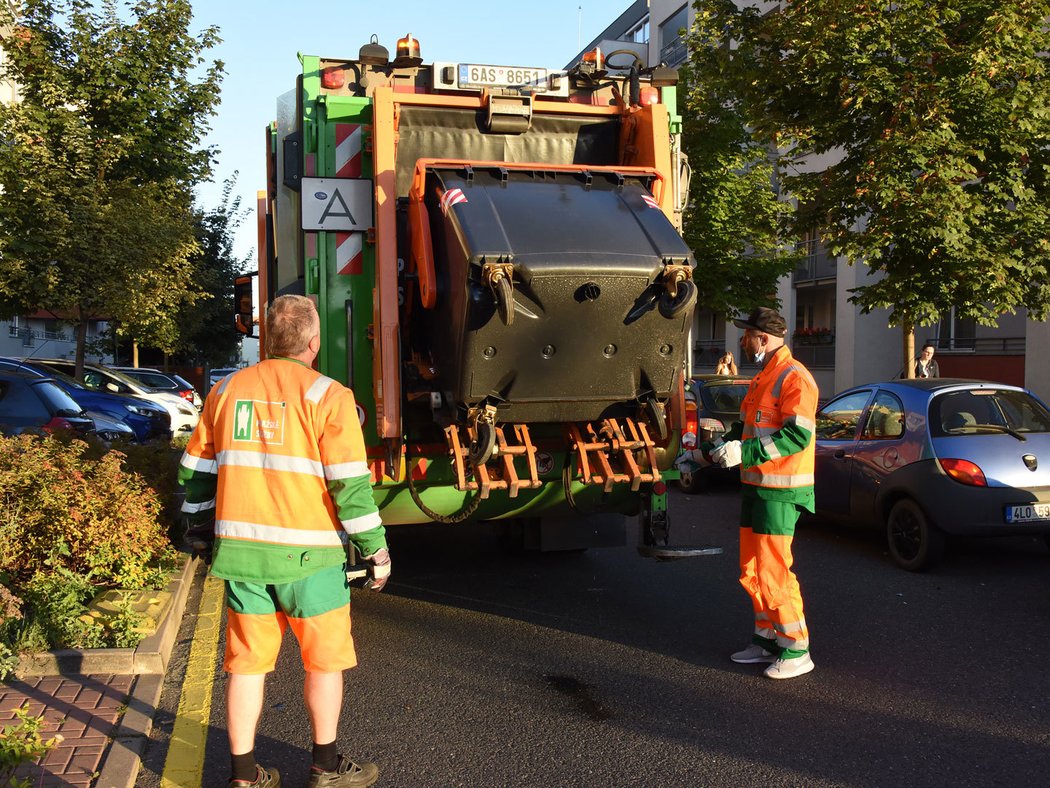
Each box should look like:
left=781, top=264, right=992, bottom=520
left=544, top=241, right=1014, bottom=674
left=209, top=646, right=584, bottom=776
left=105, top=382, right=119, bottom=393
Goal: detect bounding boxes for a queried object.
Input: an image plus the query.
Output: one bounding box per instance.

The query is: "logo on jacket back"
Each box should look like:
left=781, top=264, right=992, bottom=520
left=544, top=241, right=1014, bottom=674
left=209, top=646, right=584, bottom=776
left=233, top=400, right=286, bottom=444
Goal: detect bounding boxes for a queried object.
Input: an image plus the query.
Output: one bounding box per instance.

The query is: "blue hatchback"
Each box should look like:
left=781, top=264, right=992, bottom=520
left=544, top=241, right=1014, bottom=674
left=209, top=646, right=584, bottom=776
left=814, top=378, right=1050, bottom=570
left=0, top=358, right=171, bottom=442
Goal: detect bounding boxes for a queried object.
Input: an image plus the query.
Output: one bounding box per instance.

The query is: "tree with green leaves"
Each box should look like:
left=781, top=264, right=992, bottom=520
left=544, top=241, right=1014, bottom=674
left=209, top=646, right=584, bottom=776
left=0, top=0, right=224, bottom=377
left=172, top=175, right=249, bottom=368
left=690, top=0, right=1050, bottom=373
left=678, top=58, right=799, bottom=319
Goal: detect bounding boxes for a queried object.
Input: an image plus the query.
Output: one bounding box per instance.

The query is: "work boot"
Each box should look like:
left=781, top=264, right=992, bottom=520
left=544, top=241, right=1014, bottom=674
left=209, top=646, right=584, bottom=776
left=763, top=652, right=815, bottom=680
left=730, top=644, right=777, bottom=664
left=308, top=754, right=379, bottom=788
left=228, top=765, right=281, bottom=787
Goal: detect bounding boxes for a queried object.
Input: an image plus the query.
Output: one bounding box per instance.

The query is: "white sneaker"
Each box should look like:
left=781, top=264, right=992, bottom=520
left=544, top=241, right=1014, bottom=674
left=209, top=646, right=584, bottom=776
left=730, top=644, right=777, bottom=664
left=763, top=653, right=815, bottom=679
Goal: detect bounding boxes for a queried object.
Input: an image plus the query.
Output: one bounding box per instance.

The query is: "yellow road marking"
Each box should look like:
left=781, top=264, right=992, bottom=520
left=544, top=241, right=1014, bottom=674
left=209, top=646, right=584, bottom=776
left=161, top=573, right=224, bottom=788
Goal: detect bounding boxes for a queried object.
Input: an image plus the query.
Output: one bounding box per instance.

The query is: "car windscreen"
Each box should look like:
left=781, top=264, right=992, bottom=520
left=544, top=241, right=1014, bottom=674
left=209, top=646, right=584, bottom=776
left=33, top=380, right=85, bottom=416
left=930, top=389, right=1050, bottom=437
left=29, top=365, right=87, bottom=390
left=699, top=383, right=749, bottom=415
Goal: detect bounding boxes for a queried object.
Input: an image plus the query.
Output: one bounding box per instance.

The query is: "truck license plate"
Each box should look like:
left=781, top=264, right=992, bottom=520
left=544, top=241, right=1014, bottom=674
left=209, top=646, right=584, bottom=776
left=1004, top=503, right=1050, bottom=523
left=457, top=63, right=547, bottom=91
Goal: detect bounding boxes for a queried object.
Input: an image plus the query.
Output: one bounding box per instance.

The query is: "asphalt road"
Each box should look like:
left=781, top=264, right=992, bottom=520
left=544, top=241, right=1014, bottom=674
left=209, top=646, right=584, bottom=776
left=138, top=481, right=1050, bottom=787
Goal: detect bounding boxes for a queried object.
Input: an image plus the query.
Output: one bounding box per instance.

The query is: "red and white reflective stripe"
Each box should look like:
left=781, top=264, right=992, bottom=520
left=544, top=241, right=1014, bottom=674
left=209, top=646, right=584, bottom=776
left=440, top=188, right=468, bottom=215
left=334, top=124, right=362, bottom=177
left=641, top=193, right=660, bottom=209
left=335, top=232, right=363, bottom=275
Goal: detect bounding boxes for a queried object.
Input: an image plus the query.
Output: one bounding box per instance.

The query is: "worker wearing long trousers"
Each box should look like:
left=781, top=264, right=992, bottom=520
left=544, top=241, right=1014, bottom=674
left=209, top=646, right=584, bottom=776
left=678, top=307, right=818, bottom=679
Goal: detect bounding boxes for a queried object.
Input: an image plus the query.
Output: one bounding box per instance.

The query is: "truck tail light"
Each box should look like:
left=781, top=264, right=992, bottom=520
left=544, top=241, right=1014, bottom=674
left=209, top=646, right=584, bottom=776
left=939, top=458, right=987, bottom=487
left=321, top=66, right=345, bottom=89
left=682, top=401, right=698, bottom=449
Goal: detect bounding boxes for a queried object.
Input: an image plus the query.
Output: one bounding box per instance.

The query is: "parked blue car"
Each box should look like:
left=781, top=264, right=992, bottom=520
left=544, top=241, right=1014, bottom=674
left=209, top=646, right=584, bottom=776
left=813, top=378, right=1050, bottom=570
left=0, top=358, right=171, bottom=442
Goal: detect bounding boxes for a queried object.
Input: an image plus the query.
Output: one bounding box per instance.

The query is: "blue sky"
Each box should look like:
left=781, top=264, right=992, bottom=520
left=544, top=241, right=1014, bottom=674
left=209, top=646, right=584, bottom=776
left=190, top=0, right=630, bottom=266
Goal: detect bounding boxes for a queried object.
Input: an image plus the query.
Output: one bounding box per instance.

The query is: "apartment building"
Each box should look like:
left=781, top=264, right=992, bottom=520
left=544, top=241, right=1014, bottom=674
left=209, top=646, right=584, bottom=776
left=571, top=2, right=1050, bottom=402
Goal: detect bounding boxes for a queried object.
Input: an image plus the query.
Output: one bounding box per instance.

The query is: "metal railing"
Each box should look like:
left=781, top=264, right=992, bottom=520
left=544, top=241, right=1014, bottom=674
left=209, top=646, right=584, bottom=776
left=793, top=238, right=837, bottom=282
left=8, top=325, right=71, bottom=345
left=790, top=343, right=836, bottom=369
left=924, top=336, right=1026, bottom=355
left=659, top=36, right=688, bottom=66
left=693, top=339, right=730, bottom=372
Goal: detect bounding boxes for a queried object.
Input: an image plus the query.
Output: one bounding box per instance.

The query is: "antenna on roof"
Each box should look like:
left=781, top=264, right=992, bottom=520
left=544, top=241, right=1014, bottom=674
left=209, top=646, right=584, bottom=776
left=578, top=5, right=582, bottom=50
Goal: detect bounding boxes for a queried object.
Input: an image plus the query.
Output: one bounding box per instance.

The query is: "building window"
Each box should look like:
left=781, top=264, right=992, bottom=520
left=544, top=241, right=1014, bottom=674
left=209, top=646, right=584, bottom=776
left=659, top=5, right=689, bottom=66
left=623, top=16, right=650, bottom=44
left=936, top=308, right=977, bottom=351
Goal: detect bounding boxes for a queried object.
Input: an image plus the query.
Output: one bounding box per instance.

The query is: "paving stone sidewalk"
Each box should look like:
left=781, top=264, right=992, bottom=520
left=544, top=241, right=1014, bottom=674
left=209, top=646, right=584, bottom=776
left=1, top=557, right=200, bottom=787
left=2, top=673, right=136, bottom=787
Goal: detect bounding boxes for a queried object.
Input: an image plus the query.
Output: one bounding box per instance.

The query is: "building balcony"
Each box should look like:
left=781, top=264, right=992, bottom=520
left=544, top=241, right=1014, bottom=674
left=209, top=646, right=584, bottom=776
left=693, top=339, right=728, bottom=373
left=790, top=342, right=835, bottom=369
left=659, top=36, right=688, bottom=67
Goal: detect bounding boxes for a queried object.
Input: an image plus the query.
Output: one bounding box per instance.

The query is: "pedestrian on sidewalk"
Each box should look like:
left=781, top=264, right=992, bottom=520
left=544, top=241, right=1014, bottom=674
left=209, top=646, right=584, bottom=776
left=676, top=307, right=818, bottom=679
left=179, top=294, right=389, bottom=787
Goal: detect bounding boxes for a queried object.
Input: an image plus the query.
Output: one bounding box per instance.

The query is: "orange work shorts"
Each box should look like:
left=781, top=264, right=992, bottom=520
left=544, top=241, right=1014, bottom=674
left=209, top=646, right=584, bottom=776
left=223, top=564, right=356, bottom=674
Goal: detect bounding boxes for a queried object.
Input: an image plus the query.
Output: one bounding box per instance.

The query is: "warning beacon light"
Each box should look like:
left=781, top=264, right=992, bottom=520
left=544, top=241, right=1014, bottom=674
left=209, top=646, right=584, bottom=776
left=397, top=33, right=421, bottom=61
left=582, top=46, right=604, bottom=72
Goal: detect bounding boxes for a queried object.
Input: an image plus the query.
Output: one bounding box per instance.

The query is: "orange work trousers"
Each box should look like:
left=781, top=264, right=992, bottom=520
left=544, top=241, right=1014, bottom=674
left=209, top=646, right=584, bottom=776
left=739, top=492, right=810, bottom=657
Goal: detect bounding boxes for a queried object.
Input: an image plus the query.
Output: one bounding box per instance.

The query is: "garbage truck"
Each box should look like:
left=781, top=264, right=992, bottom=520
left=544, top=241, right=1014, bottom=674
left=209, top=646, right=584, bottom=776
left=237, top=35, right=716, bottom=557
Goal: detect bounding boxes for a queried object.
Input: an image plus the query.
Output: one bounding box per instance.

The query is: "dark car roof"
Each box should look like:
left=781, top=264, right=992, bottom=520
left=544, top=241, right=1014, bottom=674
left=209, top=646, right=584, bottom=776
left=0, top=368, right=52, bottom=381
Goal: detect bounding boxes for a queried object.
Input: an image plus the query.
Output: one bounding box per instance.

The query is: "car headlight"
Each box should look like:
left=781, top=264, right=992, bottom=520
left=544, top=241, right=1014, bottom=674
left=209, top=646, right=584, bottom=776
left=126, top=404, right=155, bottom=416
left=176, top=404, right=196, bottom=416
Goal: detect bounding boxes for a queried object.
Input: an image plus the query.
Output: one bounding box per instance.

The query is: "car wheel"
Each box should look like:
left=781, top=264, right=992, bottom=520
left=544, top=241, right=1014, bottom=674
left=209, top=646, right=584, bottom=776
left=886, top=498, right=945, bottom=571
left=676, top=467, right=710, bottom=494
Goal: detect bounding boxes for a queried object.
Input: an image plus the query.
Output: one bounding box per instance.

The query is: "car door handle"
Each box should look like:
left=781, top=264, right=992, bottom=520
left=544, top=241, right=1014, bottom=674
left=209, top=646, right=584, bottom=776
left=834, top=449, right=846, bottom=459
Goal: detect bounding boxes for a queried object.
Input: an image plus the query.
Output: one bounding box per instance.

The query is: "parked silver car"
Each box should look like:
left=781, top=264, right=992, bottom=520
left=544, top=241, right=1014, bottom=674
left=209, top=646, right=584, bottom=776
left=814, top=378, right=1050, bottom=570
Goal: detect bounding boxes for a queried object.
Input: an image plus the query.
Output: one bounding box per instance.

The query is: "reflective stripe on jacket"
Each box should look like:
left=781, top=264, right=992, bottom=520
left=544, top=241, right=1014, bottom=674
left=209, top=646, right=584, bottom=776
left=738, top=346, right=818, bottom=497
left=178, top=357, right=385, bottom=584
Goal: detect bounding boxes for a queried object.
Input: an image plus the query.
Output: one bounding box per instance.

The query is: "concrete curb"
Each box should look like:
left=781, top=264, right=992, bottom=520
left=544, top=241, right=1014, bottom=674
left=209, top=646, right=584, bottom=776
left=94, top=672, right=165, bottom=788
left=16, top=554, right=200, bottom=677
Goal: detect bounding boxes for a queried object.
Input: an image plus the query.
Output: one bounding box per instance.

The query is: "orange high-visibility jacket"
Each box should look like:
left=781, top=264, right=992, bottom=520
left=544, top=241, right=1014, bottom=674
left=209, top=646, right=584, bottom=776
left=178, top=358, right=385, bottom=584
left=734, top=345, right=819, bottom=504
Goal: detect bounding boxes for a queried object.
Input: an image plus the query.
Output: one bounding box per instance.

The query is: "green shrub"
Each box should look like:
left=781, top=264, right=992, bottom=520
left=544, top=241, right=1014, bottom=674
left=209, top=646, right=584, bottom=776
left=0, top=434, right=176, bottom=589
left=0, top=705, right=63, bottom=788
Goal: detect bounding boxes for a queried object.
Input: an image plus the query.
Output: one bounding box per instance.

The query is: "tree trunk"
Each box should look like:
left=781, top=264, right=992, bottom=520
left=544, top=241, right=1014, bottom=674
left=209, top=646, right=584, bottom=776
left=902, top=321, right=915, bottom=379
left=132, top=339, right=139, bottom=368
left=74, top=314, right=88, bottom=381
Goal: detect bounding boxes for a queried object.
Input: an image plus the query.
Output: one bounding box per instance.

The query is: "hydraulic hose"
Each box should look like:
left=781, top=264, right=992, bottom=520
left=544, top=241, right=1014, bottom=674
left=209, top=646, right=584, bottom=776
left=404, top=439, right=483, bottom=524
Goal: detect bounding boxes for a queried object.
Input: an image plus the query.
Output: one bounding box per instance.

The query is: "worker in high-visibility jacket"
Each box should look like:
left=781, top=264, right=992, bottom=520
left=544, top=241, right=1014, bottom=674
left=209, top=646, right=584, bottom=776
left=179, top=294, right=386, bottom=788
left=678, top=307, right=818, bottom=680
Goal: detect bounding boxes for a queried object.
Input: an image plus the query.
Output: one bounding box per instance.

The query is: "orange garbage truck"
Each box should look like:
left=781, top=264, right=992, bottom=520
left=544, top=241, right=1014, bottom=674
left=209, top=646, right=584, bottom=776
left=237, top=35, right=717, bottom=558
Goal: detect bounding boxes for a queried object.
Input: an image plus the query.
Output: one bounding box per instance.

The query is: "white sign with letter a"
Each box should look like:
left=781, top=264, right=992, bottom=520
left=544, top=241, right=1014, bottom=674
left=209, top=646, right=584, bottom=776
left=301, top=177, right=373, bottom=231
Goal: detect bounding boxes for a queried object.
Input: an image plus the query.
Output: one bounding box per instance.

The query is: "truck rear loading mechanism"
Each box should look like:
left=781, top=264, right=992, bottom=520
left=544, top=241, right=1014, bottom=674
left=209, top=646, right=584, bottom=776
left=238, top=35, right=720, bottom=559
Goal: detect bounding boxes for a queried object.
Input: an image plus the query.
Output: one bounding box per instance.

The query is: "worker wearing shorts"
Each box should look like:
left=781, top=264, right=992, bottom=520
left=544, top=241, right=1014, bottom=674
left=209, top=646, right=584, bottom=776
left=180, top=295, right=389, bottom=788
